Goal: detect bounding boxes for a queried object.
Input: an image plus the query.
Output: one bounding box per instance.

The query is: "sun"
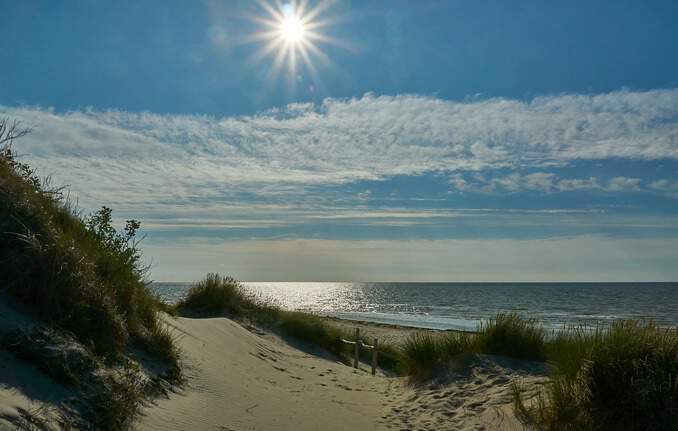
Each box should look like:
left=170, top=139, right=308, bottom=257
left=246, top=1, right=342, bottom=84
left=280, top=12, right=305, bottom=43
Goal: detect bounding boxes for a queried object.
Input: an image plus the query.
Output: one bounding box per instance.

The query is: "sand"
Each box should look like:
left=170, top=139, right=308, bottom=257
left=138, top=316, right=547, bottom=431
left=0, top=299, right=546, bottom=430
left=321, top=315, right=472, bottom=346
left=0, top=301, right=69, bottom=430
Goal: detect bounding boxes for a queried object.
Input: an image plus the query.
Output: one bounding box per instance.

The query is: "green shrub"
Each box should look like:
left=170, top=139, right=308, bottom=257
left=536, top=321, right=678, bottom=431
left=402, top=332, right=472, bottom=378
left=175, top=273, right=245, bottom=316
left=0, top=137, right=177, bottom=368
left=475, top=313, right=546, bottom=361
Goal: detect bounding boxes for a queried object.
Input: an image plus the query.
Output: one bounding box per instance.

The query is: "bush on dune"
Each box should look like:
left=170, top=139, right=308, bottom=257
left=529, top=320, right=678, bottom=431
left=0, top=125, right=178, bottom=367
left=401, top=313, right=545, bottom=379
left=175, top=273, right=246, bottom=316
left=402, top=332, right=473, bottom=378
left=174, top=273, right=282, bottom=325
left=475, top=313, right=546, bottom=361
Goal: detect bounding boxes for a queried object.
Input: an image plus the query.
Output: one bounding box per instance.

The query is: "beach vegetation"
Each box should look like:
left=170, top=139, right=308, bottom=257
left=175, top=273, right=248, bottom=316
left=548, top=321, right=678, bottom=430
left=0, top=132, right=179, bottom=367
left=474, top=312, right=546, bottom=361
left=401, top=332, right=473, bottom=378
left=401, top=313, right=545, bottom=379
left=0, top=125, right=180, bottom=429
left=514, top=320, right=678, bottom=430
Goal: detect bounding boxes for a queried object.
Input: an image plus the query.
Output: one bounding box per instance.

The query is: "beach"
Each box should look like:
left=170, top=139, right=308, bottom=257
left=320, top=315, right=474, bottom=346
left=138, top=314, right=547, bottom=431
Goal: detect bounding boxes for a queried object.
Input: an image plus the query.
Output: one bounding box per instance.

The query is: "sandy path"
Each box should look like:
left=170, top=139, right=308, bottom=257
left=137, top=317, right=390, bottom=431
left=381, top=355, right=547, bottom=431
left=138, top=316, right=545, bottom=431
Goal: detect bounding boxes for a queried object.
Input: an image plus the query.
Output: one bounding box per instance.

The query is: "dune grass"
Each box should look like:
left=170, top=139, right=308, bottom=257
left=1, top=134, right=184, bottom=429
left=399, top=311, right=678, bottom=429
left=401, top=332, right=473, bottom=378
left=521, top=320, right=678, bottom=431
left=0, top=140, right=179, bottom=369
left=475, top=313, right=546, bottom=361
left=400, top=312, right=545, bottom=379
left=175, top=273, right=247, bottom=316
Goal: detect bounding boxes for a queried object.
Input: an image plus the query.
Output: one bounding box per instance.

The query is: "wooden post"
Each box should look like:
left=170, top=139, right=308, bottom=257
left=371, top=338, right=378, bottom=375
left=353, top=328, right=360, bottom=369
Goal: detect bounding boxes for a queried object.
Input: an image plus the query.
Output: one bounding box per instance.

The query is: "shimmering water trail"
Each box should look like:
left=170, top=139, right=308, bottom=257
left=152, top=282, right=678, bottom=331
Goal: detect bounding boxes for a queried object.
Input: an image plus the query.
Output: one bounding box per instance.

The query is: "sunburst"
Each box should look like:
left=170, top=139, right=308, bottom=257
left=246, top=1, right=338, bottom=85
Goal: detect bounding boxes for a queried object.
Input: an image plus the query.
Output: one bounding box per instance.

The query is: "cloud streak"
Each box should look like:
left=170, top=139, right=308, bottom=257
left=2, top=88, right=677, bottom=204
left=2, top=88, right=677, bottom=240
left=3, top=89, right=677, bottom=279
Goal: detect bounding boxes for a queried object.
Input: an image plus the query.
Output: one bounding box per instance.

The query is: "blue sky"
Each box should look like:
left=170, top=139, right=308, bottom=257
left=2, top=1, right=678, bottom=281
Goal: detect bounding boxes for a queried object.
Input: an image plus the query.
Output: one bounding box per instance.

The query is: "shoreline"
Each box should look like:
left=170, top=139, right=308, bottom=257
left=320, top=315, right=477, bottom=346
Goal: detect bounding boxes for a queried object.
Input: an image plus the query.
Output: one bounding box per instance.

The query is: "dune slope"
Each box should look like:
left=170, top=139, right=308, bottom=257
left=138, top=316, right=545, bottom=431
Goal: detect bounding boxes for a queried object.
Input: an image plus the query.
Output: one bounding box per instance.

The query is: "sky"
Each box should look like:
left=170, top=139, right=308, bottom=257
left=1, top=0, right=678, bottom=281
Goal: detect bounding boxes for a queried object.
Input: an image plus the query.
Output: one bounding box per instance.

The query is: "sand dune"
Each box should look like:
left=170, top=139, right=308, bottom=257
left=138, top=316, right=546, bottom=431
left=0, top=302, right=69, bottom=430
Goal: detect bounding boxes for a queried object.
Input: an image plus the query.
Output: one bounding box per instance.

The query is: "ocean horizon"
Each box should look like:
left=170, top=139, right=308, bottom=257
left=152, top=281, right=678, bottom=332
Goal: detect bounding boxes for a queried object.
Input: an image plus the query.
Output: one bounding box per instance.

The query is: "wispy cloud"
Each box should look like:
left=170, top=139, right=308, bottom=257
left=649, top=179, right=678, bottom=199
left=2, top=88, right=677, bottom=241
left=4, top=88, right=678, bottom=201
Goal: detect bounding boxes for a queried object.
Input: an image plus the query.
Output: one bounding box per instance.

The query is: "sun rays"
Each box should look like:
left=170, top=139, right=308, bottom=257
left=246, top=0, right=339, bottom=88
left=279, top=7, right=306, bottom=43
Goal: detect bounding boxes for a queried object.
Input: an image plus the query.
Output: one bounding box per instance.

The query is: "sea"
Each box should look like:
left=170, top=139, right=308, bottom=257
left=151, top=282, right=678, bottom=332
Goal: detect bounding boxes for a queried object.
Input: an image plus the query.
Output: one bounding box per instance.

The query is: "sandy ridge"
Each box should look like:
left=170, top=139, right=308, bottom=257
left=138, top=316, right=545, bottom=431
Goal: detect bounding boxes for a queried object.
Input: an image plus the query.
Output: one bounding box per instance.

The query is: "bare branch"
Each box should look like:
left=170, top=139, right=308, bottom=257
left=0, top=117, right=32, bottom=146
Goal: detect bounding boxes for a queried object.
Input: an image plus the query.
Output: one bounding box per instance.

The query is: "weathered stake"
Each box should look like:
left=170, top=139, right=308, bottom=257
left=353, top=328, right=360, bottom=368
left=371, top=338, right=378, bottom=375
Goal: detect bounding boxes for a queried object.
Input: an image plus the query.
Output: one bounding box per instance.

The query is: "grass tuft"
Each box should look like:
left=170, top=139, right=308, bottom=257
left=1, top=130, right=180, bottom=429
left=475, top=313, right=546, bottom=361
left=0, top=140, right=178, bottom=367
left=175, top=273, right=245, bottom=316
left=401, top=332, right=472, bottom=378
left=535, top=320, right=678, bottom=431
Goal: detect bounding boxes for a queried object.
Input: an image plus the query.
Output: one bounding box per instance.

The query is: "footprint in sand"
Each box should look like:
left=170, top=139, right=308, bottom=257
left=492, top=376, right=509, bottom=384
left=446, top=398, right=463, bottom=408
left=466, top=400, right=485, bottom=411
